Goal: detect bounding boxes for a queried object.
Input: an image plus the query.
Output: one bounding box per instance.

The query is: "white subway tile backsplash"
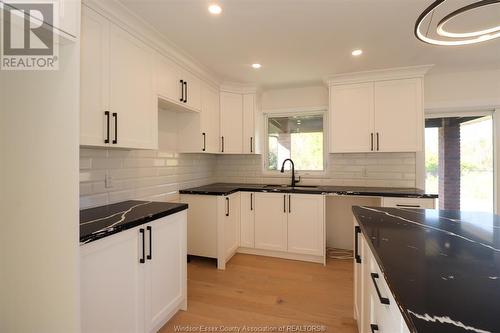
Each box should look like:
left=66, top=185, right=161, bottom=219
left=215, top=153, right=416, bottom=188
left=80, top=147, right=417, bottom=209
left=79, top=149, right=216, bottom=209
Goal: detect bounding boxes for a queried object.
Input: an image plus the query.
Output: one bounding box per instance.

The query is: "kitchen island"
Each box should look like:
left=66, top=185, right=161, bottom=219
left=353, top=206, right=500, bottom=333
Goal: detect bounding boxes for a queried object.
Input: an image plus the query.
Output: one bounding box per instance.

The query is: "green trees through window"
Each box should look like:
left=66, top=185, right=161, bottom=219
left=267, top=114, right=324, bottom=171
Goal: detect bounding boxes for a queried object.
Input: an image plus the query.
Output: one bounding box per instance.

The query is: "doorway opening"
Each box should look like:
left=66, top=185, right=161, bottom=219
left=425, top=114, right=494, bottom=212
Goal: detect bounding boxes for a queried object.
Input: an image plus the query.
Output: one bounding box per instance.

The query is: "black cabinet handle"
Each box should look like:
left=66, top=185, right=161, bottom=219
left=202, top=133, right=206, bottom=152
left=355, top=226, right=362, bottom=263
left=396, top=204, right=421, bottom=208
left=371, top=273, right=390, bottom=305
left=288, top=195, right=291, bottom=213
left=250, top=137, right=253, bottom=153
left=221, top=136, right=225, bottom=152
left=112, top=112, right=118, bottom=144
left=146, top=226, right=152, bottom=260
left=370, top=133, right=374, bottom=151
left=183, top=81, right=187, bottom=103
left=250, top=193, right=253, bottom=211
left=139, top=228, right=145, bottom=264
left=370, top=324, right=379, bottom=333
left=283, top=195, right=286, bottom=213
left=376, top=132, right=380, bottom=151
left=226, top=197, right=229, bottom=216
left=179, top=80, right=184, bottom=102
left=104, top=111, right=110, bottom=144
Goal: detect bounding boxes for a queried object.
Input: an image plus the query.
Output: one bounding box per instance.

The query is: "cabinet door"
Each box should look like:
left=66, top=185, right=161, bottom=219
left=220, top=92, right=243, bottom=153
left=201, top=83, right=220, bottom=153
left=240, top=192, right=255, bottom=248
left=156, top=54, right=183, bottom=104
left=109, top=24, right=157, bottom=149
left=81, top=227, right=145, bottom=333
left=80, top=6, right=109, bottom=147
left=242, top=94, right=256, bottom=154
left=254, top=193, right=287, bottom=251
left=330, top=83, right=374, bottom=153
left=287, top=194, right=324, bottom=256
left=183, top=71, right=202, bottom=112
left=224, top=193, right=240, bottom=258
left=144, top=212, right=187, bottom=333
left=374, top=78, right=423, bottom=152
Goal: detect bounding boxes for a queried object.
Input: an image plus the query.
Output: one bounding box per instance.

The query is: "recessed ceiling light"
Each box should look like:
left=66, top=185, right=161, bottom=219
left=208, top=4, right=222, bottom=15
left=251, top=63, right=262, bottom=69
left=351, top=49, right=363, bottom=56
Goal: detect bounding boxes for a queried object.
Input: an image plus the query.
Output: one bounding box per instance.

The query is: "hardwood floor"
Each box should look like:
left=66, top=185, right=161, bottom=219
left=160, top=254, right=358, bottom=333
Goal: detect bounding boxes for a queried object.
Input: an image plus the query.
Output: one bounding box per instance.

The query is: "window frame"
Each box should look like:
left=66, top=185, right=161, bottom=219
left=262, top=110, right=327, bottom=177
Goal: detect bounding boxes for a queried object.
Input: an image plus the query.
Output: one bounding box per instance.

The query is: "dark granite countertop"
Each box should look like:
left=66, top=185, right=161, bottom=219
left=179, top=183, right=438, bottom=198
left=352, top=206, right=500, bottom=333
left=80, top=200, right=188, bottom=245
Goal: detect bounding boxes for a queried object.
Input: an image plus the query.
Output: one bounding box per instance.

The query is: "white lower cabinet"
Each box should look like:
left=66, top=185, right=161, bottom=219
left=254, top=192, right=325, bottom=259
left=81, top=211, right=187, bottom=333
left=180, top=193, right=240, bottom=270
left=354, top=218, right=410, bottom=333
left=287, top=194, right=325, bottom=256
left=183, top=191, right=326, bottom=268
left=382, top=196, right=436, bottom=209
left=240, top=192, right=255, bottom=248
left=254, top=192, right=288, bottom=251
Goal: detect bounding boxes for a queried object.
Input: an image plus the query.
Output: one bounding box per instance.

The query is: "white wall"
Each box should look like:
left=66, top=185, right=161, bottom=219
left=425, top=68, right=500, bottom=112
left=261, top=85, right=328, bottom=111
left=0, top=45, right=80, bottom=332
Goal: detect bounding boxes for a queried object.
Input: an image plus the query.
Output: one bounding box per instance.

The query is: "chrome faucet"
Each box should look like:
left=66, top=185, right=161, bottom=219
left=280, top=159, right=301, bottom=187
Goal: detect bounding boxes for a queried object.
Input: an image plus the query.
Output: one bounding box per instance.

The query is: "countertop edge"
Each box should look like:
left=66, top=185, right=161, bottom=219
left=179, top=187, right=438, bottom=198
left=80, top=204, right=188, bottom=245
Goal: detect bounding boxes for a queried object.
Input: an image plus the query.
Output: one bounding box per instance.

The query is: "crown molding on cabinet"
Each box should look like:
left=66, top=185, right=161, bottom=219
left=324, top=65, right=434, bottom=86
left=220, top=82, right=259, bottom=94
left=83, top=0, right=222, bottom=88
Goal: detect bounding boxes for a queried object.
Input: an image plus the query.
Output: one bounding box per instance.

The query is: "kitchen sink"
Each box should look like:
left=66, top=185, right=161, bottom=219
left=263, top=184, right=319, bottom=189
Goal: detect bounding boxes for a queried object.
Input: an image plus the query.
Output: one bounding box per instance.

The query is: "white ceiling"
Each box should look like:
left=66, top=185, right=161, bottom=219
left=118, top=0, right=500, bottom=88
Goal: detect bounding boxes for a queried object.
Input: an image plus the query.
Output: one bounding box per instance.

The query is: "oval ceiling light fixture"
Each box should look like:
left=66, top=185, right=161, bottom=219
left=208, top=4, right=222, bottom=15
left=351, top=49, right=363, bottom=56
left=415, top=0, right=500, bottom=46
left=251, top=63, right=262, bottom=69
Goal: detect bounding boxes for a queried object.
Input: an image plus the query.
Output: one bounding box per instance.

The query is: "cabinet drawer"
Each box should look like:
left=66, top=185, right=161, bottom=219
left=382, top=197, right=435, bottom=209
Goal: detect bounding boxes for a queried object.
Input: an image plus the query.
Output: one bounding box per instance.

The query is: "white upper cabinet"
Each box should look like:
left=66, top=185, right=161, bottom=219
left=328, top=66, right=430, bottom=154
left=374, top=78, right=423, bottom=152
left=155, top=54, right=202, bottom=112
left=219, top=88, right=260, bottom=154
left=108, top=24, right=157, bottom=150
left=156, top=55, right=183, bottom=104
left=330, top=83, right=374, bottom=153
left=80, top=6, right=157, bottom=149
left=220, top=91, right=244, bottom=153
left=80, top=6, right=108, bottom=147
left=183, top=70, right=202, bottom=112
left=201, top=83, right=220, bottom=153
left=243, top=94, right=257, bottom=154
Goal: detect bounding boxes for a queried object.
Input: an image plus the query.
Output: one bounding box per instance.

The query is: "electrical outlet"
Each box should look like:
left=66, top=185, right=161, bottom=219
left=362, top=167, right=368, bottom=178
left=105, top=173, right=113, bottom=188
